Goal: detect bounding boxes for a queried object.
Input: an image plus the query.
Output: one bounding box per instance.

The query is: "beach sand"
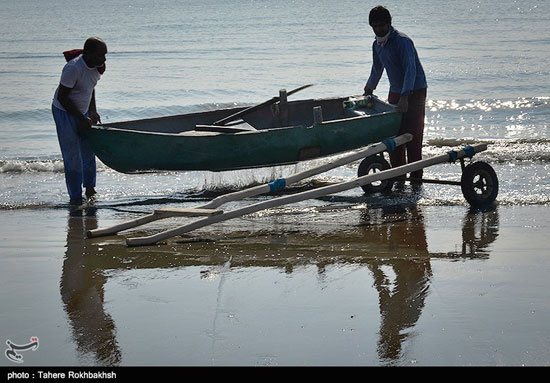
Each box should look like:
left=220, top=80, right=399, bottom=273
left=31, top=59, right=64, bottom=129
left=1, top=197, right=549, bottom=366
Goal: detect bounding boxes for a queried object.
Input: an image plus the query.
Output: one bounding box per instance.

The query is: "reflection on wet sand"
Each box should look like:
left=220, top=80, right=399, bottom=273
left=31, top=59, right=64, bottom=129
left=60, top=209, right=121, bottom=365
left=359, top=204, right=498, bottom=363
left=360, top=205, right=431, bottom=363
left=460, top=206, right=500, bottom=259
left=61, top=202, right=499, bottom=365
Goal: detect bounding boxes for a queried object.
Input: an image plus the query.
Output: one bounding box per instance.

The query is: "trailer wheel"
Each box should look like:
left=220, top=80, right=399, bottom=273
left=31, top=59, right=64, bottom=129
left=461, top=162, right=498, bottom=206
left=357, top=155, right=393, bottom=194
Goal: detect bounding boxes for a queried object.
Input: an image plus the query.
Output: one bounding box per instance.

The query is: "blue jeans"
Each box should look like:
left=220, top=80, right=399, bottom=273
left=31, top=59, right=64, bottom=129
left=52, top=105, right=96, bottom=200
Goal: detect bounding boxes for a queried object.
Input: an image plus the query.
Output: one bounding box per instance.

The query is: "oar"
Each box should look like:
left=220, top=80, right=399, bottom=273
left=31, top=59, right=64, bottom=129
left=212, top=84, right=313, bottom=126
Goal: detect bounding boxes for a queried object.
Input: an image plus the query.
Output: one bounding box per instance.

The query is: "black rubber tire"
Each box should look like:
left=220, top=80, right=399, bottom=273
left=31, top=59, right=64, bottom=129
left=357, top=155, right=393, bottom=194
left=461, top=162, right=499, bottom=206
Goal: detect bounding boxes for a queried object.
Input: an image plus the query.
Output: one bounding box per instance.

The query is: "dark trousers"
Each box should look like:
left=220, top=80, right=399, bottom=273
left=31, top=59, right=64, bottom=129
left=388, top=88, right=427, bottom=179
left=52, top=106, right=96, bottom=201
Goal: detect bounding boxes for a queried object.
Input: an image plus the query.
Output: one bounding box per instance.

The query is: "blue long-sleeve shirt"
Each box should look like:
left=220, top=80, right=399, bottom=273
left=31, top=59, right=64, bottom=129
left=366, top=27, right=427, bottom=95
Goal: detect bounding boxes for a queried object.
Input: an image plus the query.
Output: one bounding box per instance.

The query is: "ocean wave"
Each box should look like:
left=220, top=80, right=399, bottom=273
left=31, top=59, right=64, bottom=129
left=2, top=137, right=550, bottom=175
left=424, top=138, right=550, bottom=162
left=0, top=108, right=52, bottom=122
left=427, top=137, right=550, bottom=146
left=0, top=159, right=114, bottom=173
left=0, top=159, right=63, bottom=173
left=426, top=96, right=549, bottom=112
left=1, top=191, right=548, bottom=212
left=0, top=53, right=59, bottom=60
left=0, top=201, right=60, bottom=210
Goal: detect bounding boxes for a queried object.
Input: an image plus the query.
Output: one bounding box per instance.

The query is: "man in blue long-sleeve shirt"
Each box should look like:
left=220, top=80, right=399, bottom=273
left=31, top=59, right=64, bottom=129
left=364, top=6, right=427, bottom=181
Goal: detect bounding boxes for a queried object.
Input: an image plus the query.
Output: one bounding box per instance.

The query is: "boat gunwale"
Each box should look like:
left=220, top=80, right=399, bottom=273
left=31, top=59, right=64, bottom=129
left=93, top=94, right=398, bottom=133
left=91, top=106, right=400, bottom=138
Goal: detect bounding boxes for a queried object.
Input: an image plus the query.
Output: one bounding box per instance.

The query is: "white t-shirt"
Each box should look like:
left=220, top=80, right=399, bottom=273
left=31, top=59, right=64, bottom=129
left=52, top=55, right=101, bottom=113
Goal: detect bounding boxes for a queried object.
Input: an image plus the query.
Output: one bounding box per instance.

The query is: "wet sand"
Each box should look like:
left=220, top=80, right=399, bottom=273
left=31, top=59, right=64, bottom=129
left=1, top=198, right=549, bottom=366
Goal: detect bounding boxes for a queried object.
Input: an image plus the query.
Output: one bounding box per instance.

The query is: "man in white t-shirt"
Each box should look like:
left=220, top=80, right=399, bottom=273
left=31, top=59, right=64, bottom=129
left=52, top=37, right=107, bottom=204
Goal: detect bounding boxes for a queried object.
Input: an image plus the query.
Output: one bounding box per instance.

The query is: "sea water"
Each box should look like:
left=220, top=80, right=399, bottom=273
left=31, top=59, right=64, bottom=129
left=1, top=0, right=550, bottom=367
left=0, top=0, right=549, bottom=209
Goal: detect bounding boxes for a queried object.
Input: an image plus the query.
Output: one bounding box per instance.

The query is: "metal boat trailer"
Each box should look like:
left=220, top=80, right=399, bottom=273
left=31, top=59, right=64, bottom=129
left=87, top=133, right=498, bottom=246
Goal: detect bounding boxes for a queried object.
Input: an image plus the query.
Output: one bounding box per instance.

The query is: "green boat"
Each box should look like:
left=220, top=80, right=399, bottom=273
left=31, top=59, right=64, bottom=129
left=86, top=93, right=402, bottom=173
